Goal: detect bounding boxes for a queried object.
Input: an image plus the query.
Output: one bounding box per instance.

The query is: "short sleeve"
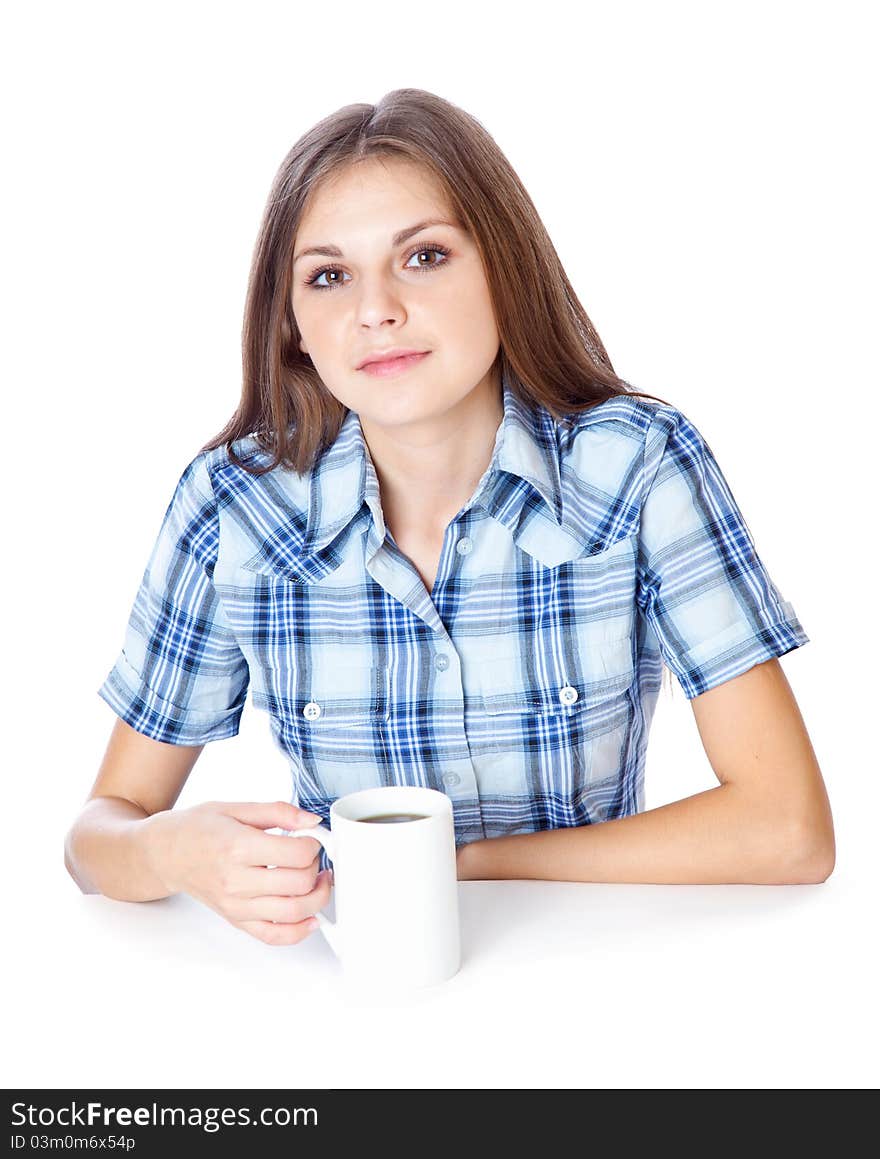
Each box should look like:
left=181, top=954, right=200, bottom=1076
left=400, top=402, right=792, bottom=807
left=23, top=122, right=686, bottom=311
left=97, top=452, right=250, bottom=744
left=637, top=408, right=810, bottom=700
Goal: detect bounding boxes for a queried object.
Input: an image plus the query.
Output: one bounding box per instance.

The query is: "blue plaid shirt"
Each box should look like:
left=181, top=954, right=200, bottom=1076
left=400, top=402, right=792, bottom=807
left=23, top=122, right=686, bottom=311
left=98, top=371, right=809, bottom=870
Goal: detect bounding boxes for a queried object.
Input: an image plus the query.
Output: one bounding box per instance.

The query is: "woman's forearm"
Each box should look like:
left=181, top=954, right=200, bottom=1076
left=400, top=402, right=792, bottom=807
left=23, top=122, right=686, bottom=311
left=455, top=782, right=831, bottom=885
left=64, top=797, right=174, bottom=902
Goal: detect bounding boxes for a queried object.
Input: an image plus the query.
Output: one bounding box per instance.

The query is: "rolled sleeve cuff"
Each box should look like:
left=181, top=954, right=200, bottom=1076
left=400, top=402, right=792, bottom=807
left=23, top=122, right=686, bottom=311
left=97, top=651, right=245, bottom=745
left=672, top=600, right=811, bottom=700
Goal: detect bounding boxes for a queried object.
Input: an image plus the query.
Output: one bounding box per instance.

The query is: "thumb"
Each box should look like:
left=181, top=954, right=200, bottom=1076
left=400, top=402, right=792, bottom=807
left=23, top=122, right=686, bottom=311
left=219, top=800, right=322, bottom=831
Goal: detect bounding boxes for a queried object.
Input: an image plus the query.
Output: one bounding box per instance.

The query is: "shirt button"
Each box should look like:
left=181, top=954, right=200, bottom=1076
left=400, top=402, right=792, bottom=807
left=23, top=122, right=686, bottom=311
left=442, top=772, right=461, bottom=787
left=303, top=701, right=322, bottom=721
left=434, top=653, right=450, bottom=672
left=455, top=536, right=473, bottom=555
left=559, top=685, right=579, bottom=706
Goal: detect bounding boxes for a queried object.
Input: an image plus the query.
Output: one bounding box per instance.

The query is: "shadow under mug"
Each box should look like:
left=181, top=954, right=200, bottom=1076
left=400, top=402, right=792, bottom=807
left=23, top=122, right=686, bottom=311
left=288, top=785, right=461, bottom=989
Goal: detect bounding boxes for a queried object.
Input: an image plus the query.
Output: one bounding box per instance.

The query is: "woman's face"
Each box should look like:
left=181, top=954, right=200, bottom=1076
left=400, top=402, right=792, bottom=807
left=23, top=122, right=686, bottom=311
left=291, top=156, right=501, bottom=436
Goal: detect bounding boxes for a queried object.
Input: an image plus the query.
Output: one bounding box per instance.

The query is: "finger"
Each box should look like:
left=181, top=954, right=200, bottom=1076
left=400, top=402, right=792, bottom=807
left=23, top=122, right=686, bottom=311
left=245, top=830, right=326, bottom=869
left=233, top=871, right=333, bottom=924
left=235, top=861, right=322, bottom=899
left=237, top=917, right=318, bottom=946
left=218, top=800, right=322, bottom=832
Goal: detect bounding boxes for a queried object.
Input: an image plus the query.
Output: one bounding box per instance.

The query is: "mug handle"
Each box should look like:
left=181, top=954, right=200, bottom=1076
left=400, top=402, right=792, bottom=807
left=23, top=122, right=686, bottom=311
left=287, top=825, right=342, bottom=957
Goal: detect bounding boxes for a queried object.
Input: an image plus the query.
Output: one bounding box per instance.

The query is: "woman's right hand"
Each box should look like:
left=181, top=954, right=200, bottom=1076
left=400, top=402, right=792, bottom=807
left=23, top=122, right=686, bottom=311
left=144, top=800, right=333, bottom=945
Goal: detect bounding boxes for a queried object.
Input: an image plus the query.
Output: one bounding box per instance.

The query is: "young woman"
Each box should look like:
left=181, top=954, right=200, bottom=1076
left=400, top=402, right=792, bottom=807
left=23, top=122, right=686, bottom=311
left=65, top=88, right=835, bottom=946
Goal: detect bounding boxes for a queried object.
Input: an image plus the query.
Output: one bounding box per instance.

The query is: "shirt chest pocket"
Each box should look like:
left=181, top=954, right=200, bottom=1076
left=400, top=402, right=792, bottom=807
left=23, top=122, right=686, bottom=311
left=295, top=659, right=389, bottom=726
left=287, top=657, right=391, bottom=799
left=477, top=634, right=636, bottom=783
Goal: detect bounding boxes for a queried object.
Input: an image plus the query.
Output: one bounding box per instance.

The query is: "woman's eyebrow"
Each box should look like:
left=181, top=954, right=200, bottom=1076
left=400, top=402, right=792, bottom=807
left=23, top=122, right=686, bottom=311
left=293, top=218, right=459, bottom=264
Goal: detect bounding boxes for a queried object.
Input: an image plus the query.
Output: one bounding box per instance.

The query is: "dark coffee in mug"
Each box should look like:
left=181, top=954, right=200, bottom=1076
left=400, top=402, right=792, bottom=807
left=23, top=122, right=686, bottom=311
left=357, top=812, right=430, bottom=824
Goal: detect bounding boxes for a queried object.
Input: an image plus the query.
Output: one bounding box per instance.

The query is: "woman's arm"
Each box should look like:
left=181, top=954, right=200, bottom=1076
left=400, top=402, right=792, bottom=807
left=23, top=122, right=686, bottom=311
left=457, top=659, right=835, bottom=885
left=64, top=796, right=176, bottom=901
left=64, top=718, right=203, bottom=901
left=456, top=780, right=827, bottom=884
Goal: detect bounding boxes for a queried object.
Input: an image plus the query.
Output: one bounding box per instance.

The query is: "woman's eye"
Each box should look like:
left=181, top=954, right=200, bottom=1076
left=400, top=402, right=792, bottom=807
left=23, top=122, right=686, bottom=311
left=305, top=244, right=450, bottom=291
left=404, top=246, right=448, bottom=271
left=307, top=267, right=348, bottom=290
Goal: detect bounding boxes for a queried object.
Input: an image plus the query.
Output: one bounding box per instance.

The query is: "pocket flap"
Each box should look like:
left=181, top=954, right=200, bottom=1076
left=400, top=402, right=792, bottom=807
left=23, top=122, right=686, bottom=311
left=479, top=635, right=634, bottom=716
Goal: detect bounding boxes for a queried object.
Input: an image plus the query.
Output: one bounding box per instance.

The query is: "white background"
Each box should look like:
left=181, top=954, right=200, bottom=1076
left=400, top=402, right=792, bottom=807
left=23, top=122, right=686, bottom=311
left=3, top=0, right=877, bottom=1090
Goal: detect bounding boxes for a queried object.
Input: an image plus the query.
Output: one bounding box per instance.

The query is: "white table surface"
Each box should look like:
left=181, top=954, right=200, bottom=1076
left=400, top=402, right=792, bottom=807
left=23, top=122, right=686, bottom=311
left=6, top=863, right=874, bottom=1090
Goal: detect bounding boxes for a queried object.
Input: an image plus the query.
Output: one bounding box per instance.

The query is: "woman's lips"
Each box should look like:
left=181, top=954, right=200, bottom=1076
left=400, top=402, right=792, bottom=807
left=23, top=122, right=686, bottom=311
left=359, top=351, right=431, bottom=378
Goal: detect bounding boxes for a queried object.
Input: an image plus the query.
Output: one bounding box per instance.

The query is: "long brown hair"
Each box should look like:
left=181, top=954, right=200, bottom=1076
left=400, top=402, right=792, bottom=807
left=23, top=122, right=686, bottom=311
left=199, top=87, right=672, bottom=477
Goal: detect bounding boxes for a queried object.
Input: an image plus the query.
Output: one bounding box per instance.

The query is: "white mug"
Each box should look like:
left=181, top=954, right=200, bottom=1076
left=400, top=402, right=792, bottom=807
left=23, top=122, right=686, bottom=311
left=287, top=786, right=461, bottom=989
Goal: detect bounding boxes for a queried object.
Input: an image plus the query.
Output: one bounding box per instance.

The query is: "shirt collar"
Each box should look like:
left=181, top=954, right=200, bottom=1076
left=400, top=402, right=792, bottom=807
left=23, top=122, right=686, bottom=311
left=304, top=365, right=564, bottom=557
